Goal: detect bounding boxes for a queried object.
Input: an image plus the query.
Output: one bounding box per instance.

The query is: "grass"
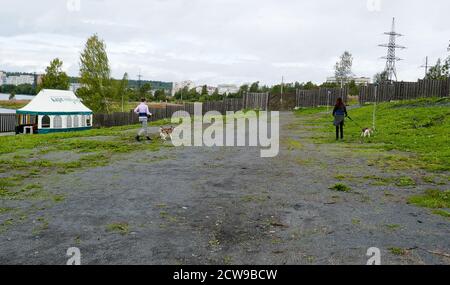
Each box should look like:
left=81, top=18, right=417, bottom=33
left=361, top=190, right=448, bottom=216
left=284, top=138, right=303, bottom=150
left=304, top=97, right=450, bottom=172
left=395, top=177, right=416, bottom=187
left=0, top=118, right=171, bottom=155
left=0, top=100, right=30, bottom=109
left=0, top=119, right=171, bottom=179
left=407, top=189, right=450, bottom=209
left=294, top=106, right=329, bottom=116
left=389, top=247, right=407, bottom=256
left=385, top=224, right=401, bottom=231
left=329, top=183, right=351, bottom=192
left=106, top=222, right=129, bottom=235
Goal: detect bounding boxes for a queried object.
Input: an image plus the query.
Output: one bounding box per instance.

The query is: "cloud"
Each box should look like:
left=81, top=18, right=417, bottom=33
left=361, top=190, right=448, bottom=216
left=0, top=0, right=449, bottom=85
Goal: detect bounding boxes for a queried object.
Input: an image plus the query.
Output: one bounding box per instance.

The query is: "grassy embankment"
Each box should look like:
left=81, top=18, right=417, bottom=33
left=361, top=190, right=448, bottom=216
left=295, top=97, right=450, bottom=172
left=294, top=97, right=450, bottom=218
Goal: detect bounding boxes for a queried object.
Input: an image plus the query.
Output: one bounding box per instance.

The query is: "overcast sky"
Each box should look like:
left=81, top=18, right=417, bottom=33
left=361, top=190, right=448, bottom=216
left=0, top=0, right=449, bottom=86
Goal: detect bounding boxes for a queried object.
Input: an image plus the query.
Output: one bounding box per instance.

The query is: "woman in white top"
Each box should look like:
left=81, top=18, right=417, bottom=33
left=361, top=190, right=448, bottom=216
left=134, top=98, right=153, bottom=141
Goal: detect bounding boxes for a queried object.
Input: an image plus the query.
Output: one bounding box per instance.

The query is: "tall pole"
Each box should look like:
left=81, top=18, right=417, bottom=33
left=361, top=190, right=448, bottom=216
left=373, top=84, right=378, bottom=130
left=280, top=76, right=284, bottom=105
left=327, top=90, right=331, bottom=112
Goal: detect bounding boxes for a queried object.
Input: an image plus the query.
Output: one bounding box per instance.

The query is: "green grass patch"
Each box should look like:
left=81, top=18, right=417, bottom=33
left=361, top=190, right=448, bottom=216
left=395, top=177, right=416, bottom=187
left=385, top=224, right=401, bottom=231
left=407, top=189, right=450, bottom=209
left=432, top=209, right=450, bottom=218
left=0, top=119, right=171, bottom=155
left=294, top=107, right=329, bottom=116
left=106, top=222, right=129, bottom=235
left=284, top=138, right=303, bottom=150
left=329, top=183, right=351, bottom=192
left=389, top=247, right=407, bottom=256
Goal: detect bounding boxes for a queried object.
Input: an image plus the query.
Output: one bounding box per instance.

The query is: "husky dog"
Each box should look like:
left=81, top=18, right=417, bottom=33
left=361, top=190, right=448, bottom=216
left=361, top=128, right=374, bottom=138
left=160, top=126, right=174, bottom=141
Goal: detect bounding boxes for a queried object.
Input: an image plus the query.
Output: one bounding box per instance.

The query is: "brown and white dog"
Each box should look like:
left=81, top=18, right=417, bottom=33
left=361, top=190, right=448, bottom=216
left=361, top=128, right=374, bottom=138
left=160, top=126, right=174, bottom=141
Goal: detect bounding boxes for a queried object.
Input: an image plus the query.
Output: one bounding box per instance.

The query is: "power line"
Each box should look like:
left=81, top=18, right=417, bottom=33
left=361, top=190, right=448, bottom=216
left=379, top=17, right=406, bottom=82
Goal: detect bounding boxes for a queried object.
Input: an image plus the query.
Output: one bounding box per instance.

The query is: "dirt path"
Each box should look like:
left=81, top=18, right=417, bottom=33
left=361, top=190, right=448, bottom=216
left=0, top=112, right=448, bottom=264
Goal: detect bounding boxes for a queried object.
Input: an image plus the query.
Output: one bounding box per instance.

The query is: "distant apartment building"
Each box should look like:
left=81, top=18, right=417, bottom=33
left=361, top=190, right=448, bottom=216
left=0, top=71, right=6, bottom=86
left=326, top=76, right=371, bottom=85
left=172, top=80, right=195, bottom=96
left=70, top=83, right=82, bottom=93
left=195, top=85, right=217, bottom=95
left=217, top=84, right=239, bottom=95
left=5, top=74, right=35, bottom=86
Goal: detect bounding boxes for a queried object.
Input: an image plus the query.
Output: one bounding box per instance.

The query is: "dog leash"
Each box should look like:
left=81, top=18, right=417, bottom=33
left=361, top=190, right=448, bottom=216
left=346, top=116, right=364, bottom=130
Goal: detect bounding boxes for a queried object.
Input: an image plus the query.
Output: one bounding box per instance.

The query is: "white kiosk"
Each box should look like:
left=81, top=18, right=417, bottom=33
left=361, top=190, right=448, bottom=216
left=16, top=89, right=93, bottom=134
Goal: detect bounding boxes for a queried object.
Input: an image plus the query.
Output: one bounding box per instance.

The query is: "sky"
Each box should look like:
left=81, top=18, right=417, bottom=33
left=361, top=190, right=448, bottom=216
left=0, top=0, right=449, bottom=86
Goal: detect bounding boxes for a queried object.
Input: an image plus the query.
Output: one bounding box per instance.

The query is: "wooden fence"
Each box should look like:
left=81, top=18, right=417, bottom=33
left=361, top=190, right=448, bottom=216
left=0, top=114, right=16, bottom=133
left=268, top=93, right=297, bottom=111
left=359, top=78, right=450, bottom=104
left=243, top=92, right=269, bottom=111
left=296, top=87, right=349, bottom=107
left=93, top=97, right=257, bottom=128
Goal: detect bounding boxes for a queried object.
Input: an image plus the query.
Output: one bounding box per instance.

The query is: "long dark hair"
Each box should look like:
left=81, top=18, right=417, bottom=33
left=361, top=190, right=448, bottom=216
left=335, top=98, right=345, bottom=107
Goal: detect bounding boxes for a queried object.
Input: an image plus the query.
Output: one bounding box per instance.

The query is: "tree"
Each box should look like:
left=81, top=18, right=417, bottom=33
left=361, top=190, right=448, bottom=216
left=426, top=58, right=450, bottom=80
left=303, top=81, right=318, bottom=90
left=373, top=71, right=388, bottom=84
left=238, top=84, right=249, bottom=97
left=139, top=83, right=152, bottom=99
left=249, top=81, right=260, bottom=93
left=348, top=80, right=360, bottom=95
left=38, top=58, right=70, bottom=91
left=335, top=51, right=353, bottom=87
left=77, top=34, right=112, bottom=113
left=111, top=73, right=129, bottom=112
left=154, top=89, right=166, bottom=101
left=201, top=85, right=209, bottom=96
left=9, top=91, right=16, bottom=101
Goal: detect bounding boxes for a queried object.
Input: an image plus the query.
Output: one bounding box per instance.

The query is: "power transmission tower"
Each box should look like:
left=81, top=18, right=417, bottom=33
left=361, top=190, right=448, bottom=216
left=137, top=72, right=142, bottom=89
left=420, top=56, right=430, bottom=78
left=379, top=18, right=406, bottom=82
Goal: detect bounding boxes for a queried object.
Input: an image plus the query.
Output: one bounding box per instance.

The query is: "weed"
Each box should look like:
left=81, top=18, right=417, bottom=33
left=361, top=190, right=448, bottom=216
left=106, top=222, right=129, bottom=235
left=329, top=183, right=351, bottom=192
left=395, top=177, right=416, bottom=187
left=389, top=247, right=407, bottom=256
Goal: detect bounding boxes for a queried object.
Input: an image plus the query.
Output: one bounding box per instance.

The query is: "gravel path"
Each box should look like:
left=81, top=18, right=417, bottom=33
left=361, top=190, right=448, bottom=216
left=0, top=112, right=448, bottom=265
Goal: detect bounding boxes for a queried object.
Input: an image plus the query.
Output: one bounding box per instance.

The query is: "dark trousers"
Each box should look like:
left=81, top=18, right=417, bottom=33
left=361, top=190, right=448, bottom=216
left=336, top=121, right=344, bottom=140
